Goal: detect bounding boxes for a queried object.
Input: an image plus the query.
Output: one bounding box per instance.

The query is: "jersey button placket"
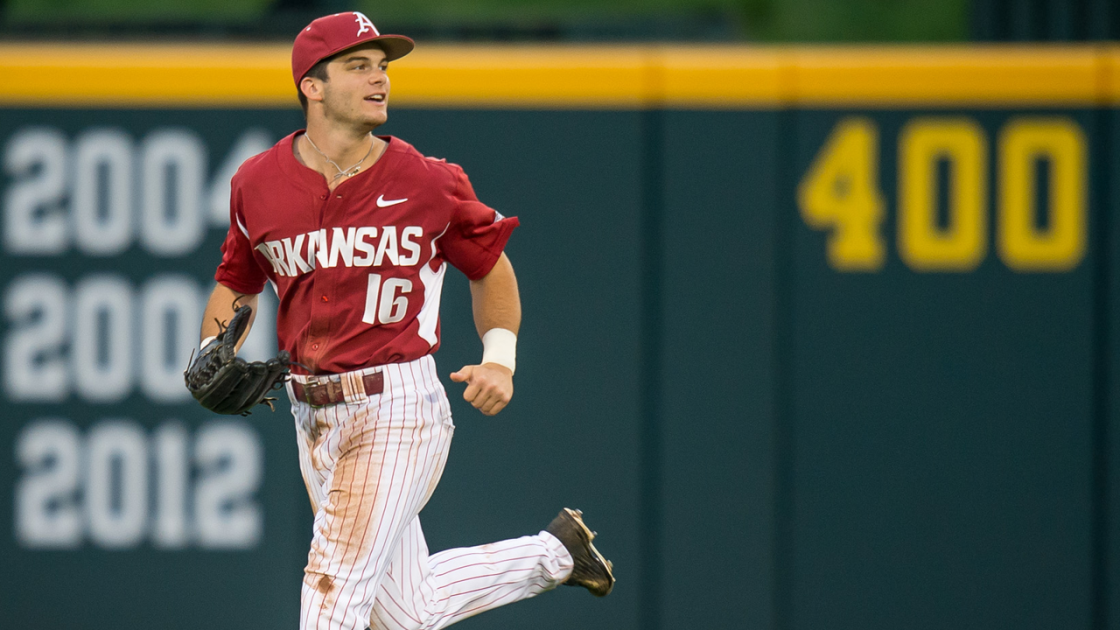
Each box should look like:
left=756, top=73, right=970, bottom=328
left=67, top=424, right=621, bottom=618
left=305, top=188, right=335, bottom=372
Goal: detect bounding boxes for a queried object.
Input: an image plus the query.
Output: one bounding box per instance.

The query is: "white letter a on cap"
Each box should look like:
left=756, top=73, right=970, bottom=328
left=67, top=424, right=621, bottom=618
left=354, top=12, right=377, bottom=36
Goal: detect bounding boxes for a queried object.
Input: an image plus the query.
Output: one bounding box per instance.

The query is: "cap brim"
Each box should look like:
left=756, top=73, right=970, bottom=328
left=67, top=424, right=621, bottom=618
left=331, top=34, right=413, bottom=63
left=372, top=35, right=415, bottom=61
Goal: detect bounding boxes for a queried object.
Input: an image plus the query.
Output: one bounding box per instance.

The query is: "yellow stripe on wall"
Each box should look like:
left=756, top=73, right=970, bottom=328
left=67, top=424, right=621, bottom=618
left=657, top=47, right=787, bottom=107
left=787, top=46, right=1101, bottom=106
left=0, top=44, right=294, bottom=106
left=1, top=42, right=1118, bottom=108
left=393, top=46, right=654, bottom=107
left=1100, top=47, right=1120, bottom=106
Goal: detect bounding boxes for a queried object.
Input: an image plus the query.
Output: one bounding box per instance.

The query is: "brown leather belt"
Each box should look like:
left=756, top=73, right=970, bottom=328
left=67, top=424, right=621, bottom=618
left=291, top=372, right=384, bottom=406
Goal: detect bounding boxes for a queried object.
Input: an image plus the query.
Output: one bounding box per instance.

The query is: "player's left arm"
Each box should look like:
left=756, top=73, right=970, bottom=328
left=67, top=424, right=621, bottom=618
left=450, top=252, right=520, bottom=416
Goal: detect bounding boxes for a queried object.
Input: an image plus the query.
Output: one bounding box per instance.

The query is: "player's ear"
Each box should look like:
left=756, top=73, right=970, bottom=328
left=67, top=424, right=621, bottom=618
left=300, top=76, right=325, bottom=104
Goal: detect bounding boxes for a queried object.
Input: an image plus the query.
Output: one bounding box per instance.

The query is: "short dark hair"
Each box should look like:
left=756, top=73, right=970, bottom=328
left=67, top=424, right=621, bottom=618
left=297, top=57, right=331, bottom=117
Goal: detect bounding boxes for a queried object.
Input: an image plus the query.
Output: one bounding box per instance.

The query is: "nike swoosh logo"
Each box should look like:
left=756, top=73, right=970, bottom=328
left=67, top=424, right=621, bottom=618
left=377, top=195, right=408, bottom=207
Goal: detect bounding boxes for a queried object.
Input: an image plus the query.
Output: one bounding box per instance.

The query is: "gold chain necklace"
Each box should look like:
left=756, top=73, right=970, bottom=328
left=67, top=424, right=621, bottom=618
left=304, top=133, right=374, bottom=181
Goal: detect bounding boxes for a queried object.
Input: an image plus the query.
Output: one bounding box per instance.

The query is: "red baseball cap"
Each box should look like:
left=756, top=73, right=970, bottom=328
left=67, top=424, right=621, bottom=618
left=291, top=11, right=415, bottom=85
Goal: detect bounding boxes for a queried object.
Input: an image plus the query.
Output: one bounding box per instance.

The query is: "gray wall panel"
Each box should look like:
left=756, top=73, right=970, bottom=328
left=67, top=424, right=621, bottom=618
left=659, top=110, right=780, bottom=630
left=787, top=110, right=1095, bottom=630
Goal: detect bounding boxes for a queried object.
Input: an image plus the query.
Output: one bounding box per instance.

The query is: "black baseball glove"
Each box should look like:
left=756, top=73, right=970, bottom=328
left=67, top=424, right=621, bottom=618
left=184, top=305, right=291, bottom=415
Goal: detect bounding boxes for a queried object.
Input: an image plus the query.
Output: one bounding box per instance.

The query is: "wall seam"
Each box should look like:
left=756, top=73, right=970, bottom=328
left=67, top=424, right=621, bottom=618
left=771, top=106, right=796, bottom=630
left=638, top=106, right=665, bottom=630
left=1091, top=101, right=1113, bottom=630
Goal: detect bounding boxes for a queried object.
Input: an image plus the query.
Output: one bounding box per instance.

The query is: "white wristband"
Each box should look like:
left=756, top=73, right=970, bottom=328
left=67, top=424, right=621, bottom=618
left=200, top=336, right=216, bottom=350
left=481, top=328, right=517, bottom=375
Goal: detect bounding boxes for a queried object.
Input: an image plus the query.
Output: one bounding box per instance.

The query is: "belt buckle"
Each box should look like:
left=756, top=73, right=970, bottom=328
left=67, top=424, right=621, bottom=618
left=304, top=381, right=329, bottom=407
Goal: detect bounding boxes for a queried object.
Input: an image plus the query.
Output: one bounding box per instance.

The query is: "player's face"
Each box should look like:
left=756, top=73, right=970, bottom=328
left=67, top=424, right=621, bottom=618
left=320, top=44, right=390, bottom=130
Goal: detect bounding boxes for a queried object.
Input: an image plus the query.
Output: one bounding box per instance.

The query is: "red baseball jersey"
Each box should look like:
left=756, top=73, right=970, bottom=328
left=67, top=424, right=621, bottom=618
left=215, top=132, right=518, bottom=375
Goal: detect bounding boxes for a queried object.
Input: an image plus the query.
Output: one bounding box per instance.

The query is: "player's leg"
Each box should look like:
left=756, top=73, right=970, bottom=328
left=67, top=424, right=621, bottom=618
left=299, top=359, right=455, bottom=630
left=368, top=518, right=435, bottom=630
left=369, top=516, right=574, bottom=630
left=291, top=396, right=328, bottom=514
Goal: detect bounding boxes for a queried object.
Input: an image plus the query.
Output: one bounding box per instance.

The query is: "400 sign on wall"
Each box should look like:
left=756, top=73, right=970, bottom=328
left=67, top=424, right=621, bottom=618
left=2, top=123, right=281, bottom=552
left=799, top=115, right=1087, bottom=273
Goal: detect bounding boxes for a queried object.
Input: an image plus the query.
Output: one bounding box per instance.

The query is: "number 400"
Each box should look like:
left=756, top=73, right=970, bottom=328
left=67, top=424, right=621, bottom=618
left=798, top=116, right=1087, bottom=272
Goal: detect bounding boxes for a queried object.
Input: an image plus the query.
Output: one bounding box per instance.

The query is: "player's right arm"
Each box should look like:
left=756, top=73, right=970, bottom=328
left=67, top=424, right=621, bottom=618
left=200, top=282, right=259, bottom=353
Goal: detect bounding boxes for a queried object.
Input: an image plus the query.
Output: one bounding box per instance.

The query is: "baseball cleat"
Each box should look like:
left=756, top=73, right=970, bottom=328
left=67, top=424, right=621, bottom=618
left=546, top=507, right=616, bottom=597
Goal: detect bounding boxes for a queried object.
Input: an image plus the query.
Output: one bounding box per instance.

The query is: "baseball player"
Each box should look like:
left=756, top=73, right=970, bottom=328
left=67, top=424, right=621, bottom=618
left=195, top=11, right=614, bottom=630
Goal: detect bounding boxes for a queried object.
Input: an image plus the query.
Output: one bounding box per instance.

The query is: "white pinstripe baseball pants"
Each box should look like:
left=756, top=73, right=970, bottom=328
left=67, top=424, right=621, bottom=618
left=288, top=355, right=574, bottom=630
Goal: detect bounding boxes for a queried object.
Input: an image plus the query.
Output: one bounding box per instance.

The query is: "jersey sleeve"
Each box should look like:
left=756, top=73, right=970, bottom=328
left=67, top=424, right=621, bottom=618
left=439, top=167, right=520, bottom=281
left=213, top=181, right=268, bottom=295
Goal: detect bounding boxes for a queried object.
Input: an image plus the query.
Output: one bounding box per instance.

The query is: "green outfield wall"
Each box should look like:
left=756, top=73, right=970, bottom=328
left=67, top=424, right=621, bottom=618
left=0, top=45, right=1116, bottom=630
